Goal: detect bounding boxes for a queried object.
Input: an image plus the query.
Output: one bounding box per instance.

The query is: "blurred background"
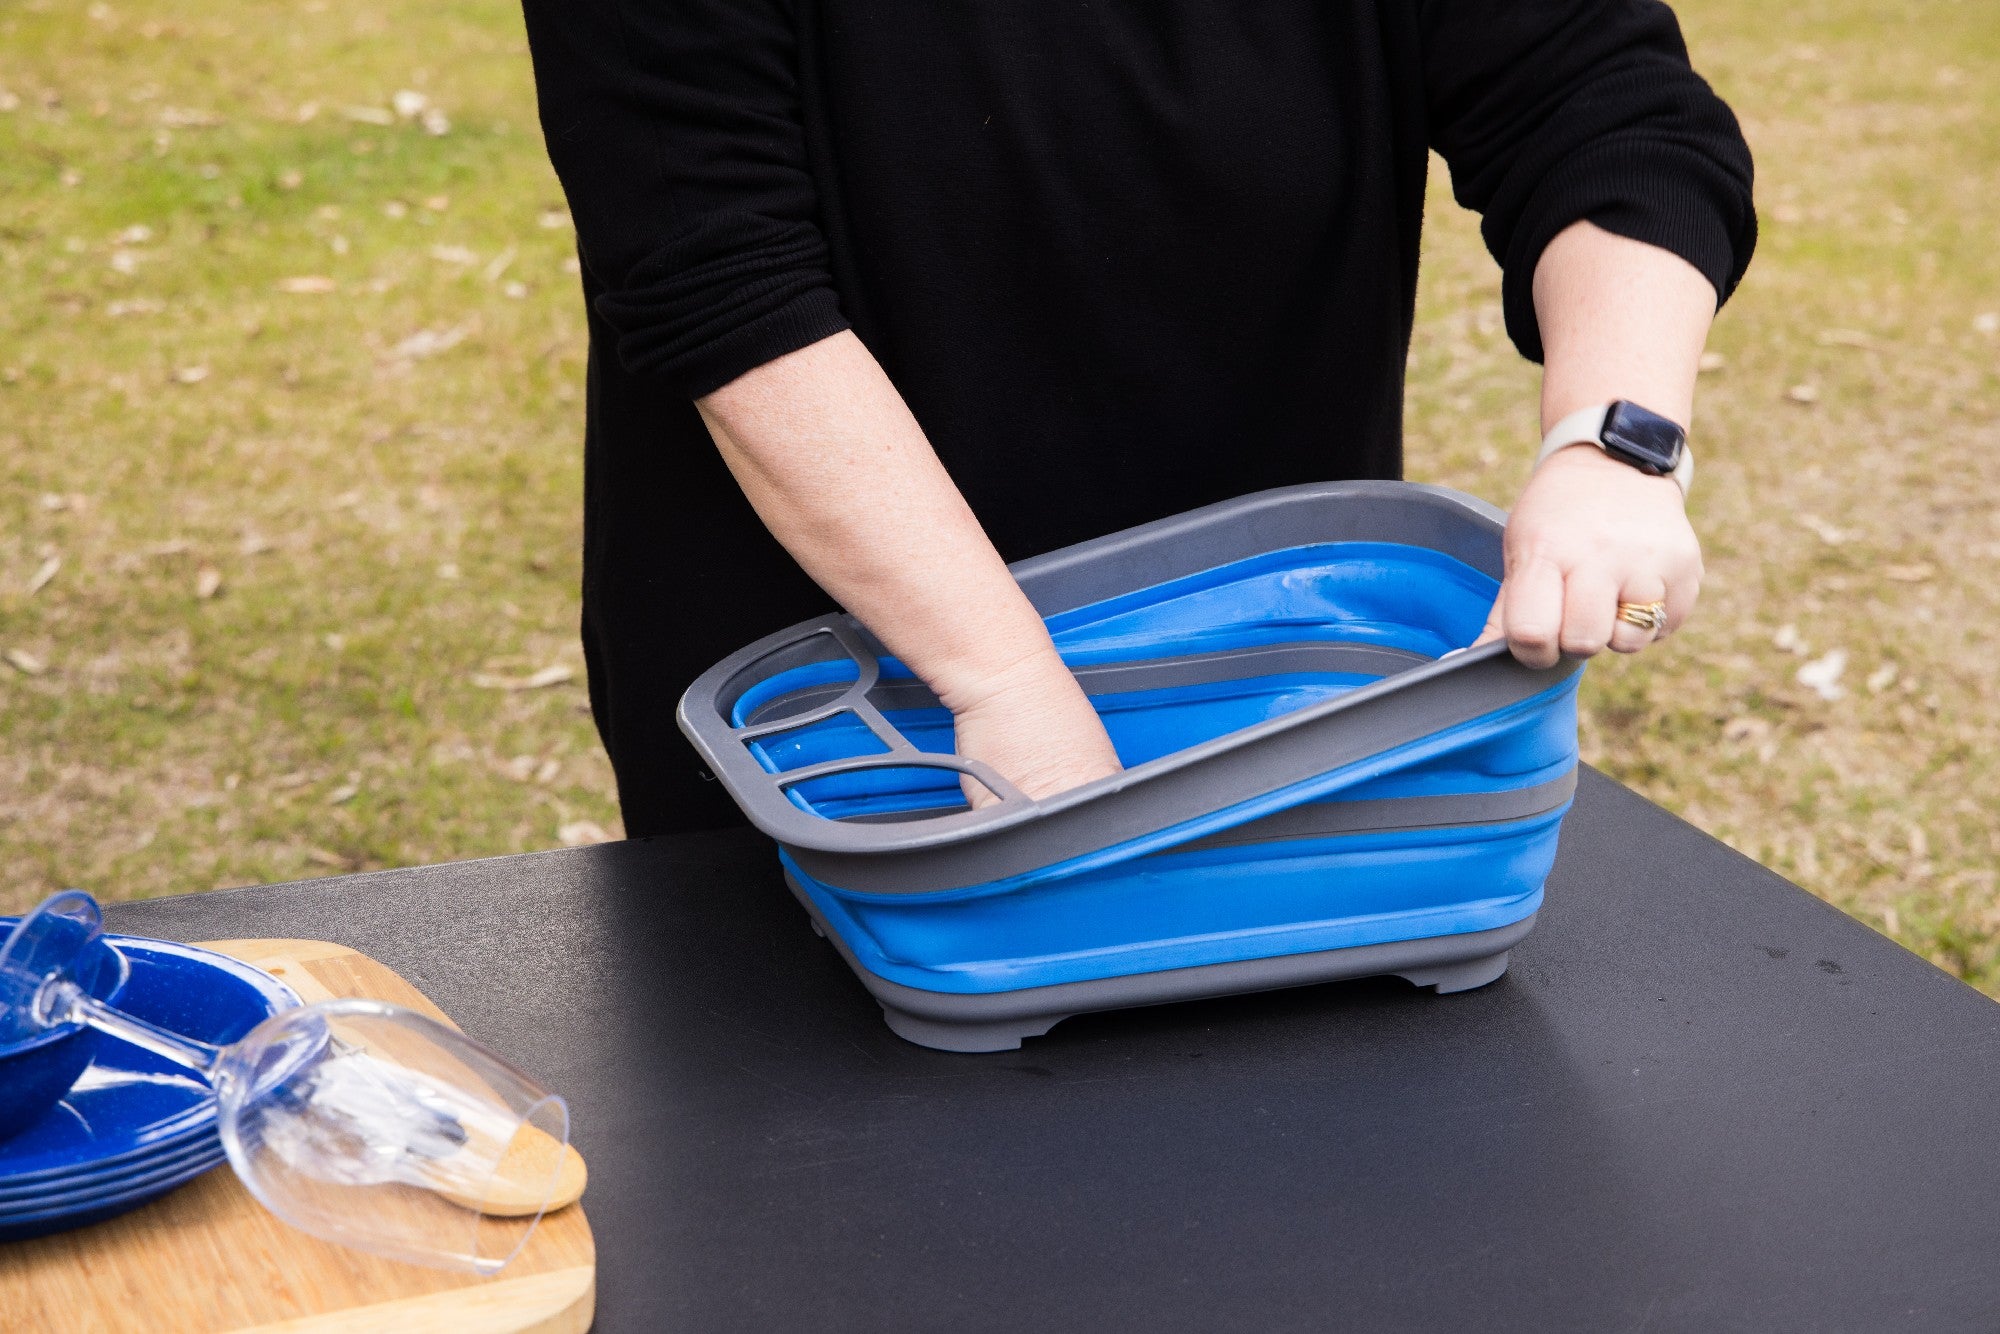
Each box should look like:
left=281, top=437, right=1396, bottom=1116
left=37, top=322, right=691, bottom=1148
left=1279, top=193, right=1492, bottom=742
left=2, top=0, right=1995, bottom=990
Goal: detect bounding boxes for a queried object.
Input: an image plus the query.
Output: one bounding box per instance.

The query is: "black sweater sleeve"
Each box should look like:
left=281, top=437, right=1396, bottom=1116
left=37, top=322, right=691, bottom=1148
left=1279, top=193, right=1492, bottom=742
left=1419, top=0, right=1757, bottom=362
left=519, top=0, right=848, bottom=398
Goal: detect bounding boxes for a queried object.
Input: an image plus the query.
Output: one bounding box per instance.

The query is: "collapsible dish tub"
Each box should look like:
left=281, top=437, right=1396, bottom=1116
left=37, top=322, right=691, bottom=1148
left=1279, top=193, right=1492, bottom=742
left=679, top=482, right=1584, bottom=1051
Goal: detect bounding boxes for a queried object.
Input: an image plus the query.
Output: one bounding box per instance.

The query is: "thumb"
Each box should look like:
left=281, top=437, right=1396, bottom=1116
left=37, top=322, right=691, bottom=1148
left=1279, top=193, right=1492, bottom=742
left=1473, top=590, right=1506, bottom=647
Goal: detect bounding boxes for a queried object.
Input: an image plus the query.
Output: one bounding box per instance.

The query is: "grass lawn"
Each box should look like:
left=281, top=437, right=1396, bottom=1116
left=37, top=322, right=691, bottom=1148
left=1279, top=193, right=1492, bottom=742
left=3, top=1, right=1997, bottom=989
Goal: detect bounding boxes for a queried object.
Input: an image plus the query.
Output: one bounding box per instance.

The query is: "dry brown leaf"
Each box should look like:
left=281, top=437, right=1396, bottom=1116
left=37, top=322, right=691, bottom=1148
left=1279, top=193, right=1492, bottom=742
left=391, top=89, right=429, bottom=119
left=470, top=664, right=575, bottom=691
left=3, top=648, right=48, bottom=676
left=277, top=275, right=336, bottom=294
left=423, top=194, right=450, bottom=212
left=381, top=199, right=408, bottom=219
left=429, top=244, right=478, bottom=266
left=304, top=846, right=355, bottom=869
left=1882, top=562, right=1935, bottom=583
left=1795, top=513, right=1846, bottom=546
left=340, top=105, right=394, bottom=126
left=1697, top=351, right=1726, bottom=373
left=420, top=108, right=450, bottom=136
left=276, top=168, right=303, bottom=190
left=239, top=532, right=272, bottom=556
left=1785, top=384, right=1820, bottom=405
left=557, top=820, right=611, bottom=847
left=38, top=493, right=68, bottom=511
left=194, top=565, right=223, bottom=598
left=1722, top=716, right=1772, bottom=744
left=534, top=757, right=562, bottom=785
left=1867, top=662, right=1900, bottom=693
left=324, top=781, right=359, bottom=805
left=173, top=365, right=210, bottom=384
left=26, top=555, right=60, bottom=595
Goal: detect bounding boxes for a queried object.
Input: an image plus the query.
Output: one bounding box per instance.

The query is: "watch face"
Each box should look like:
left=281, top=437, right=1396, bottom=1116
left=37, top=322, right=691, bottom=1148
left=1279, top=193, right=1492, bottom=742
left=1600, top=401, right=1686, bottom=475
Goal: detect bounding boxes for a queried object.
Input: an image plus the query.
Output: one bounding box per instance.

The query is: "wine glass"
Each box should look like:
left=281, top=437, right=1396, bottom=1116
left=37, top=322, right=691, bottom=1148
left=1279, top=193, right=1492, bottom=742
left=0, top=891, right=573, bottom=1274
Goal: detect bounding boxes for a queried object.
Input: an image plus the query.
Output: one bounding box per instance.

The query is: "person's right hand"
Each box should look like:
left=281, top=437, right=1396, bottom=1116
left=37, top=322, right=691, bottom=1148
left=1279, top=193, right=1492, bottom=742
left=942, top=653, right=1123, bottom=808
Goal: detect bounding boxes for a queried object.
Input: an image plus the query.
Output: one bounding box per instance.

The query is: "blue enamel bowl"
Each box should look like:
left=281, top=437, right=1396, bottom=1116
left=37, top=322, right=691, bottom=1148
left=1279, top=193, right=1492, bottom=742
left=0, top=924, right=132, bottom=1144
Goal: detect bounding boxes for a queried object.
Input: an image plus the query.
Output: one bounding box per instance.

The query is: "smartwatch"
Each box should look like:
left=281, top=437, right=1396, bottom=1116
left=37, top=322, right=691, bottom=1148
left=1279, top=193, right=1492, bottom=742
left=1535, top=400, right=1693, bottom=498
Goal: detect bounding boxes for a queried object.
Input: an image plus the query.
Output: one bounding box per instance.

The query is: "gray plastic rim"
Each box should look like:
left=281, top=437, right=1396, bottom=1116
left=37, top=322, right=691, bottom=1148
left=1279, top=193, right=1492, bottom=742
left=678, top=481, right=1583, bottom=895
left=785, top=874, right=1538, bottom=1053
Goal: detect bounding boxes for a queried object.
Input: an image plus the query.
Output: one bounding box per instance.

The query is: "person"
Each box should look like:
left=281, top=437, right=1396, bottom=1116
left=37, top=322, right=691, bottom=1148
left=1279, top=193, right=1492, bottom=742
left=519, top=0, right=1755, bottom=836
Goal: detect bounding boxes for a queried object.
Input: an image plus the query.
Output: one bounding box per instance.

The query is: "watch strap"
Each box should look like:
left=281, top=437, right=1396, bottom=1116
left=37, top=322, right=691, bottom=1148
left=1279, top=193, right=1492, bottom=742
left=1536, top=402, right=1693, bottom=498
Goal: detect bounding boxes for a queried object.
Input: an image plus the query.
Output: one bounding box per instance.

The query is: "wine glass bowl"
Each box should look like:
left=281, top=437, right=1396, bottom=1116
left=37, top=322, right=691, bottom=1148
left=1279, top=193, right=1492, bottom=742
left=0, top=922, right=131, bottom=1143
left=216, top=1000, right=572, bottom=1274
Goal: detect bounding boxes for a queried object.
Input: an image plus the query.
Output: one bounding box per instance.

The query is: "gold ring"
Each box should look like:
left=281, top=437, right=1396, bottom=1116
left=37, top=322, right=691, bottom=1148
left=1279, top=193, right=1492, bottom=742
left=1616, top=600, right=1667, bottom=633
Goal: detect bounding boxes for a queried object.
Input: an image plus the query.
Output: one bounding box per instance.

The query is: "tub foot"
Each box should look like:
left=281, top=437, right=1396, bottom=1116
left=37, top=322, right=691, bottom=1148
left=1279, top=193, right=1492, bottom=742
left=880, top=1006, right=1064, bottom=1053
left=1397, top=949, right=1511, bottom=995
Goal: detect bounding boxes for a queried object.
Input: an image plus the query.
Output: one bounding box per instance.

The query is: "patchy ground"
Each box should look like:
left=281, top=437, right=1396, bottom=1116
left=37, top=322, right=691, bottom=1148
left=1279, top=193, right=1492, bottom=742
left=2, top=1, right=1996, bottom=987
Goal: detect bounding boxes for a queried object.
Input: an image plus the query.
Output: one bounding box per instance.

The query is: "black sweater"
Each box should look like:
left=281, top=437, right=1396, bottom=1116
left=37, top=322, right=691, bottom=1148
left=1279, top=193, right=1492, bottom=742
left=520, top=0, right=1755, bottom=834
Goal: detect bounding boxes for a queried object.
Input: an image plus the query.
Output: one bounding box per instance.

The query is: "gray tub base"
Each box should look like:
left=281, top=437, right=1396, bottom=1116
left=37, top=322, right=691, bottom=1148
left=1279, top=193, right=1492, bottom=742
left=785, top=876, right=1536, bottom=1053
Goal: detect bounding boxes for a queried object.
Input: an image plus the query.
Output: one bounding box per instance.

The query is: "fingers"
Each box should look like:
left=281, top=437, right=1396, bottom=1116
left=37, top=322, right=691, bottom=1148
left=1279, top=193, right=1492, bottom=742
left=1660, top=558, right=1702, bottom=637
left=1607, top=577, right=1667, bottom=654
left=1559, top=566, right=1622, bottom=658
left=1495, top=563, right=1701, bottom=665
left=1500, top=553, right=1566, bottom=668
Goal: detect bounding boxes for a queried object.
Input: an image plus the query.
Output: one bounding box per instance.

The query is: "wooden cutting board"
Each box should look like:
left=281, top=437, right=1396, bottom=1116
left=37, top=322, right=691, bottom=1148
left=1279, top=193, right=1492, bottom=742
left=0, top=939, right=595, bottom=1333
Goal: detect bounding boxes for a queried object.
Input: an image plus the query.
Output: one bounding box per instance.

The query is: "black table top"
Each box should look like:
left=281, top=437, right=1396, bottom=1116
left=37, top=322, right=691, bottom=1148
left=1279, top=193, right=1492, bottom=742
left=111, top=768, right=2000, bottom=1333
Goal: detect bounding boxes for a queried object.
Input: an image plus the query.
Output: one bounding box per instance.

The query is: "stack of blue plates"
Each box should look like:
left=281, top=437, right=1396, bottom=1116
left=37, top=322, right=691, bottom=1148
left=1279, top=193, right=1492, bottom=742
left=0, top=934, right=299, bottom=1242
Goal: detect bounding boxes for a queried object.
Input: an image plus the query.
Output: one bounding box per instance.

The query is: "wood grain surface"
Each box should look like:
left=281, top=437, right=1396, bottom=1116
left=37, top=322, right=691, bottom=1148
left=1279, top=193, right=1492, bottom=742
left=0, top=939, right=595, bottom=1334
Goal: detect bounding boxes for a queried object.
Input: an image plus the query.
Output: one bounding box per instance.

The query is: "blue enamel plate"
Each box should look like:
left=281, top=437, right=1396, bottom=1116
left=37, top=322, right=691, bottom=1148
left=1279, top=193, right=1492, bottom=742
left=0, top=1152, right=227, bottom=1242
left=0, top=933, right=297, bottom=1190
left=0, top=1135, right=224, bottom=1207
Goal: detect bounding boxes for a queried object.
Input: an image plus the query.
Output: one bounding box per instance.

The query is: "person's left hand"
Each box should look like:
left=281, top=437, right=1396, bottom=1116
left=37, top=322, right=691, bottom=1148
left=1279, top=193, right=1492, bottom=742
left=1475, top=443, right=1703, bottom=667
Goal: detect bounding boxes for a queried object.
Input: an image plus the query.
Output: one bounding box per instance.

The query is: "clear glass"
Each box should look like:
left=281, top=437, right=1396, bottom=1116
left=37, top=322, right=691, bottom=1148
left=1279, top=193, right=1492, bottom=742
left=2, top=892, right=571, bottom=1273
left=217, top=1000, right=569, bottom=1273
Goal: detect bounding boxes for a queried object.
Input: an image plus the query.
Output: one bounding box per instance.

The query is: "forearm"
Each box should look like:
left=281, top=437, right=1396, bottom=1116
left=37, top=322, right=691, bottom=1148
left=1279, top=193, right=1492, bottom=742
left=695, top=330, right=1062, bottom=711
left=1480, top=221, right=1718, bottom=666
left=1533, top=220, right=1717, bottom=432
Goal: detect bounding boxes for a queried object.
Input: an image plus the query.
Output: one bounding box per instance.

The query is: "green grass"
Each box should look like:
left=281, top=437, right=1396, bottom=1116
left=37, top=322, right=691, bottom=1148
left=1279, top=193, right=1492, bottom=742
left=4, top=0, right=1999, bottom=989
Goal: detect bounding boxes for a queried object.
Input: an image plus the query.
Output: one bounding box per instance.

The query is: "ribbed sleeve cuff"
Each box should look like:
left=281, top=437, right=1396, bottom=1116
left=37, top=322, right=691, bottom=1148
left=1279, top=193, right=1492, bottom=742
left=1498, top=139, right=1758, bottom=365
left=592, top=213, right=852, bottom=399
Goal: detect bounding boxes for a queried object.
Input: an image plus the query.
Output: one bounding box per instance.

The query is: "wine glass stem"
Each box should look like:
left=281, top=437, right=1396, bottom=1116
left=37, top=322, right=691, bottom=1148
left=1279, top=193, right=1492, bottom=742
left=45, top=981, right=225, bottom=1076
